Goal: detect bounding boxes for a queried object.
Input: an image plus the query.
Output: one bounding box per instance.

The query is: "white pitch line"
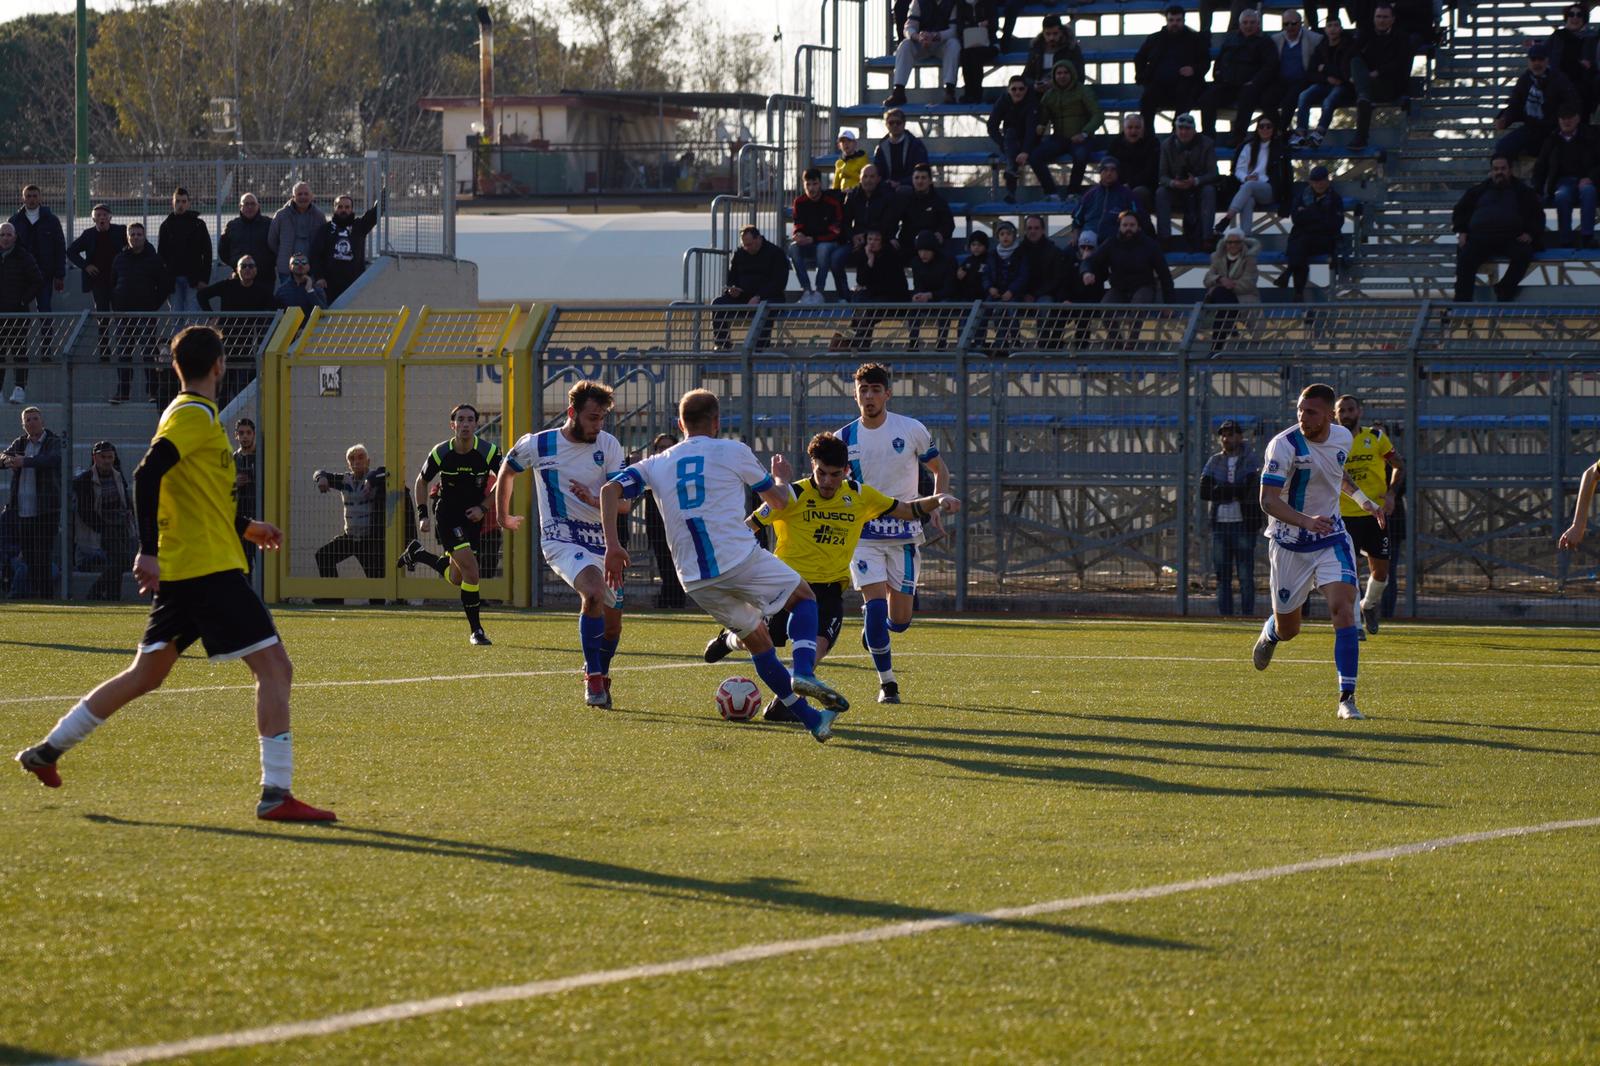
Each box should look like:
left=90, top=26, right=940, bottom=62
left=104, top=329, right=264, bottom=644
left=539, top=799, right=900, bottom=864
left=44, top=814, right=1600, bottom=1066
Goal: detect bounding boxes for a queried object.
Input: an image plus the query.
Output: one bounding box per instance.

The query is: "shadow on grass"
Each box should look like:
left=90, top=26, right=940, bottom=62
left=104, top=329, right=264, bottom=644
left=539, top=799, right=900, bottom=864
left=1404, top=717, right=1600, bottom=739
left=82, top=814, right=1201, bottom=953
left=0, top=638, right=128, bottom=656
left=0, top=1046, right=70, bottom=1066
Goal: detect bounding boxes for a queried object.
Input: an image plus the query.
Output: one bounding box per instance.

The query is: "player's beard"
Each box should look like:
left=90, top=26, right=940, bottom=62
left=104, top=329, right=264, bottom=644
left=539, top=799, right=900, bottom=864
left=1339, top=416, right=1359, bottom=432
left=570, top=423, right=599, bottom=444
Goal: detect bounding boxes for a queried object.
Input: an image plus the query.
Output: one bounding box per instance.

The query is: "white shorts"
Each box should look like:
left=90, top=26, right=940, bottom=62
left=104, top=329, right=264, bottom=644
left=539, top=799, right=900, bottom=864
left=850, top=540, right=921, bottom=595
left=1267, top=534, right=1357, bottom=614
left=542, top=540, right=619, bottom=608
left=688, top=549, right=802, bottom=638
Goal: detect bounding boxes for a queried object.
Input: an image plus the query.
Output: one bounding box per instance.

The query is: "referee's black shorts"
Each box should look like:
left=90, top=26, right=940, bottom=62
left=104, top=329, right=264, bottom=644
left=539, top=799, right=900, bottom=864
left=768, top=579, right=846, bottom=650
left=435, top=510, right=483, bottom=556
left=1344, top=514, right=1389, bottom=561
left=139, top=569, right=280, bottom=661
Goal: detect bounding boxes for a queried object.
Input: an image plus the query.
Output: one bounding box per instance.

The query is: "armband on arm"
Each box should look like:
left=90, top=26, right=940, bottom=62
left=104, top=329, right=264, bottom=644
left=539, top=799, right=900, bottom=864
left=1348, top=488, right=1375, bottom=511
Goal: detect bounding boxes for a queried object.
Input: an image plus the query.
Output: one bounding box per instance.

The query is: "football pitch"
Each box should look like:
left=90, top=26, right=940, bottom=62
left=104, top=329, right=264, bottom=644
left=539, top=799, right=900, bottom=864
left=3, top=605, right=1598, bottom=1065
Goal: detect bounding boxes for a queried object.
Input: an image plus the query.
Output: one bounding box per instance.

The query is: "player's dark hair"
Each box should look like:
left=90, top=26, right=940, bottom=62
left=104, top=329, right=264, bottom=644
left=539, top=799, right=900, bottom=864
left=1336, top=394, right=1361, bottom=409
left=854, top=362, right=892, bottom=389
left=235, top=417, right=256, bottom=430
left=450, top=403, right=478, bottom=421
left=803, top=166, right=823, bottom=182
left=170, top=325, right=224, bottom=381
left=679, top=388, right=720, bottom=430
left=568, top=380, right=615, bottom=413
left=173, top=186, right=189, bottom=199
left=808, top=432, right=848, bottom=469
left=1300, top=383, right=1337, bottom=406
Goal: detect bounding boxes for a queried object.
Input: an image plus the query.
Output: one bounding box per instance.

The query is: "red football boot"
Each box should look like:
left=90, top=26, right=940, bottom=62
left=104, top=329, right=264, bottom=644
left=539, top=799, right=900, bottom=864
left=15, top=746, right=62, bottom=788
left=257, top=794, right=338, bottom=822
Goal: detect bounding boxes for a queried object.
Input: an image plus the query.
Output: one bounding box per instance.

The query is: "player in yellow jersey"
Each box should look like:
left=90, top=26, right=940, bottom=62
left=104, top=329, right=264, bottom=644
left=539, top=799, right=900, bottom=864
left=14, top=326, right=335, bottom=821
left=702, top=431, right=961, bottom=719
left=1336, top=395, right=1404, bottom=638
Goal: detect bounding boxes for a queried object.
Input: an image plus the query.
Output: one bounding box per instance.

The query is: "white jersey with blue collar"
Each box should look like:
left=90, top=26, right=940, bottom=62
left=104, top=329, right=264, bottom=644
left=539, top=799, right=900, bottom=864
left=838, top=411, right=938, bottom=542
left=610, top=435, right=774, bottom=588
left=503, top=427, right=625, bottom=551
left=1260, top=422, right=1353, bottom=552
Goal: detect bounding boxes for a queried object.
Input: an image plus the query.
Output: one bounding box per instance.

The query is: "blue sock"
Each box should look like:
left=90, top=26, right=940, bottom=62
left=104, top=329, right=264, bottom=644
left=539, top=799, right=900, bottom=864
left=887, top=618, right=911, bottom=634
left=599, top=634, right=619, bottom=675
left=788, top=599, right=819, bottom=677
left=864, top=598, right=894, bottom=679
left=1260, top=615, right=1280, bottom=644
left=579, top=613, right=605, bottom=675
left=1334, top=624, right=1359, bottom=698
left=753, top=648, right=820, bottom=730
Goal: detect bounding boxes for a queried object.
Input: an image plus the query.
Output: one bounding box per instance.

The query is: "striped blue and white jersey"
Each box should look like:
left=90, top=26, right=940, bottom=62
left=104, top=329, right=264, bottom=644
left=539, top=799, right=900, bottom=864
left=838, top=411, right=938, bottom=542
left=1260, top=422, right=1353, bottom=552
left=503, top=428, right=625, bottom=551
left=610, top=435, right=774, bottom=587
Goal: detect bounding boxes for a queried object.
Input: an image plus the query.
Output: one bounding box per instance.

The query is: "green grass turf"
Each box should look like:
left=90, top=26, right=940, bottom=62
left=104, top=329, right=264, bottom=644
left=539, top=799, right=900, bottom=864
left=2, top=604, right=1598, bottom=1064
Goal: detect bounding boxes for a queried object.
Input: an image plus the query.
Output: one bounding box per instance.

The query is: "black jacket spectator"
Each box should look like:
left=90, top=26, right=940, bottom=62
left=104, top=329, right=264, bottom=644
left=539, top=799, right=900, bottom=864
left=0, top=244, right=42, bottom=312
left=1135, top=24, right=1209, bottom=86
left=66, top=224, right=127, bottom=298
left=310, top=200, right=380, bottom=302
left=1022, top=29, right=1085, bottom=85
left=5, top=426, right=61, bottom=519
left=873, top=132, right=930, bottom=189
left=110, top=244, right=172, bottom=311
left=73, top=463, right=135, bottom=547
left=844, top=181, right=905, bottom=245
left=1083, top=232, right=1177, bottom=301
left=898, top=188, right=957, bottom=246
left=1309, top=33, right=1358, bottom=86
left=1451, top=175, right=1545, bottom=243
left=1056, top=246, right=1106, bottom=302
left=849, top=243, right=909, bottom=300
left=1115, top=131, right=1162, bottom=196
left=1213, top=28, right=1277, bottom=87
left=792, top=191, right=845, bottom=243
left=1533, top=122, right=1600, bottom=197
left=157, top=210, right=213, bottom=287
left=197, top=275, right=281, bottom=312
left=1356, top=26, right=1414, bottom=89
left=910, top=248, right=958, bottom=298
left=1499, top=66, right=1579, bottom=132
left=726, top=236, right=790, bottom=300
left=982, top=245, right=1030, bottom=298
left=1018, top=234, right=1061, bottom=299
left=217, top=212, right=272, bottom=275
left=987, top=90, right=1041, bottom=157
left=7, top=206, right=66, bottom=286
left=1291, top=183, right=1346, bottom=242
left=951, top=247, right=990, bottom=299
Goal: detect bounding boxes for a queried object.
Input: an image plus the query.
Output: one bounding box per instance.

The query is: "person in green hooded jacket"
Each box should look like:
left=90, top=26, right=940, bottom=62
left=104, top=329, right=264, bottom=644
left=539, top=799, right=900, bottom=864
left=1026, top=60, right=1104, bottom=197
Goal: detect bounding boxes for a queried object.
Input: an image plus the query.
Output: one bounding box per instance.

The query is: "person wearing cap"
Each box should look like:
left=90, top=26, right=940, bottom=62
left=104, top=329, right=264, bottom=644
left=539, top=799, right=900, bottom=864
left=1548, top=4, right=1598, bottom=119
left=1494, top=39, right=1580, bottom=161
left=1157, top=114, right=1219, bottom=251
left=1451, top=154, right=1544, bottom=303
left=884, top=0, right=962, bottom=107
left=1203, top=225, right=1259, bottom=350
left=274, top=251, right=328, bottom=313
left=73, top=440, right=136, bottom=601
left=987, top=76, right=1040, bottom=204
left=982, top=220, right=1029, bottom=352
left=1199, top=419, right=1263, bottom=617
left=1532, top=107, right=1600, bottom=248
left=1217, top=115, right=1290, bottom=235
left=1031, top=60, right=1103, bottom=197
left=1199, top=10, right=1279, bottom=149
left=908, top=229, right=959, bottom=351
left=1280, top=164, right=1345, bottom=300
left=1075, top=157, right=1138, bottom=243
left=1057, top=229, right=1105, bottom=304
left=833, top=128, right=869, bottom=192
left=1292, top=17, right=1357, bottom=148
left=1348, top=5, right=1416, bottom=150
left=951, top=229, right=991, bottom=300
left=1135, top=6, right=1210, bottom=131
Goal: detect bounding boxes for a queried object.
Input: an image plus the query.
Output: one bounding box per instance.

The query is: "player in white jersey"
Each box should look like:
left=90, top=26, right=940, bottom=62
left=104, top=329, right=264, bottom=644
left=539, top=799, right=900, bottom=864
left=495, top=381, right=628, bottom=708
left=838, top=362, right=949, bottom=704
left=1252, top=383, right=1387, bottom=720
left=600, top=388, right=849, bottom=742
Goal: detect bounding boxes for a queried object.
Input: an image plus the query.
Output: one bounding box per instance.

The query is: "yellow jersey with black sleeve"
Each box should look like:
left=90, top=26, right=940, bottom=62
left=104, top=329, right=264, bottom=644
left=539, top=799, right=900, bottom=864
left=149, top=393, right=247, bottom=580
left=753, top=477, right=896, bottom=584
left=1340, top=425, right=1396, bottom=518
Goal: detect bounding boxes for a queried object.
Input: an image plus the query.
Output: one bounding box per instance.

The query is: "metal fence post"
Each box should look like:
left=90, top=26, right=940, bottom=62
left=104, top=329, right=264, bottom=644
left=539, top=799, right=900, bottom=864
left=1173, top=305, right=1205, bottom=616
left=954, top=341, right=968, bottom=611
left=741, top=303, right=764, bottom=442
left=1403, top=313, right=1422, bottom=619
left=442, top=154, right=456, bottom=257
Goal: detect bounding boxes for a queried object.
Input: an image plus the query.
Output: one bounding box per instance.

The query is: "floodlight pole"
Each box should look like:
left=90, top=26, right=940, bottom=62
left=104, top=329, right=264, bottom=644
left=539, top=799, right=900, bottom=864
left=75, top=0, right=90, bottom=206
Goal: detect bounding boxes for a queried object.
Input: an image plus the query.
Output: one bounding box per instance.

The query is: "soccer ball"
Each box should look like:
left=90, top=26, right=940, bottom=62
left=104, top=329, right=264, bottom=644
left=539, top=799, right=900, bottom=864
left=715, top=677, right=763, bottom=721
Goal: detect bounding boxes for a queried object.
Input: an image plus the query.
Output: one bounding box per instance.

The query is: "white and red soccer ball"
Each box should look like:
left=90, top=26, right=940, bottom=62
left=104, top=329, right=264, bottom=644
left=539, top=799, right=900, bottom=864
left=716, top=677, right=762, bottom=721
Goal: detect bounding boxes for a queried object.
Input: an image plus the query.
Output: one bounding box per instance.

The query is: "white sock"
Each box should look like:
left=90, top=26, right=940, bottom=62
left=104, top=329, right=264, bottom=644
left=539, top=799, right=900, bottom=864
left=259, top=732, right=293, bottom=791
left=724, top=631, right=741, bottom=653
left=1363, top=577, right=1388, bottom=609
left=878, top=668, right=896, bottom=684
left=44, top=701, right=104, bottom=753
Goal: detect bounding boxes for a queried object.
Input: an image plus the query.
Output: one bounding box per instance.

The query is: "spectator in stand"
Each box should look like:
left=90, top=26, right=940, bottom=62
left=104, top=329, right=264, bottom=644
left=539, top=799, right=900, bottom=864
left=848, top=229, right=908, bottom=302
left=275, top=252, right=328, bottom=313
left=8, top=185, right=65, bottom=319
left=157, top=187, right=213, bottom=313
left=199, top=256, right=279, bottom=312
left=1201, top=10, right=1280, bottom=149
left=884, top=0, right=961, bottom=106
left=218, top=193, right=272, bottom=280
left=983, top=220, right=1030, bottom=351
left=833, top=128, right=869, bottom=191
left=1115, top=114, right=1161, bottom=224
left=712, top=225, right=789, bottom=349
left=1549, top=5, right=1598, bottom=120
left=1217, top=115, right=1292, bottom=234
left=1075, top=158, right=1138, bottom=244
left=1271, top=11, right=1323, bottom=131
left=908, top=230, right=958, bottom=350
left=1452, top=155, right=1543, bottom=303
left=0, top=222, right=42, bottom=404
left=1136, top=6, right=1210, bottom=131
left=1199, top=419, right=1263, bottom=616
left=73, top=440, right=135, bottom=601
left=2, top=405, right=60, bottom=598
left=955, top=0, right=999, bottom=104
left=313, top=444, right=388, bottom=583
left=268, top=182, right=326, bottom=284
left=1533, top=108, right=1600, bottom=248
left=873, top=109, right=930, bottom=191
left=66, top=204, right=125, bottom=318
left=1031, top=60, right=1103, bottom=198
left=1081, top=210, right=1176, bottom=303
left=897, top=163, right=957, bottom=248
left=789, top=167, right=847, bottom=304
left=1279, top=164, right=1345, bottom=299
left=844, top=165, right=905, bottom=252
left=1049, top=228, right=1105, bottom=348
left=1156, top=113, right=1220, bottom=251
left=1293, top=17, right=1357, bottom=147
left=1350, top=5, right=1416, bottom=150
left=1199, top=0, right=1258, bottom=41
left=108, top=222, right=171, bottom=405
left=233, top=418, right=258, bottom=574
left=311, top=192, right=382, bottom=303
left=988, top=76, right=1040, bottom=204
left=1389, top=0, right=1432, bottom=53
left=951, top=229, right=991, bottom=300
left=1018, top=214, right=1061, bottom=305
left=1495, top=42, right=1578, bottom=162
left=1021, top=15, right=1085, bottom=93
left=1202, top=226, right=1260, bottom=347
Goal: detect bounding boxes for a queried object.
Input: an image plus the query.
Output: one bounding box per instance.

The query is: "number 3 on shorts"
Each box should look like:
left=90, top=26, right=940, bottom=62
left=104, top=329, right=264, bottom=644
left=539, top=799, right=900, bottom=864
left=676, top=456, right=706, bottom=510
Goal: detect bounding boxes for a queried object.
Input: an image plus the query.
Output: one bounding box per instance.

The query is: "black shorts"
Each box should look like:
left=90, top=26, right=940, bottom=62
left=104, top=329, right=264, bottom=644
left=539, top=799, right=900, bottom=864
left=139, top=569, right=279, bottom=661
left=1345, top=515, right=1390, bottom=561
left=435, top=512, right=482, bottom=556
left=768, top=580, right=846, bottom=650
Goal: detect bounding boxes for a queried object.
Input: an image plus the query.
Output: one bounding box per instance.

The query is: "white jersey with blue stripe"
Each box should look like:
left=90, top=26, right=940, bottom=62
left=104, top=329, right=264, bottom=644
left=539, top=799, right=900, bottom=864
left=610, top=435, right=774, bottom=588
left=503, top=427, right=625, bottom=551
left=1260, top=422, right=1353, bottom=552
left=838, top=411, right=938, bottom=542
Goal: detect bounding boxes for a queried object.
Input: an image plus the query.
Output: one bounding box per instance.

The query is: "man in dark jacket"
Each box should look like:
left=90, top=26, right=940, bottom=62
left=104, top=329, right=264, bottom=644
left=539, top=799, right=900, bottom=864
left=1081, top=210, right=1176, bottom=302
left=1494, top=41, right=1577, bottom=161
left=1018, top=214, right=1061, bottom=303
left=790, top=167, right=847, bottom=302
left=157, top=187, right=213, bottom=312
left=712, top=225, right=790, bottom=348
left=198, top=256, right=280, bottom=312
left=2, top=405, right=61, bottom=598
left=988, top=77, right=1040, bottom=204
left=1532, top=108, right=1600, bottom=247
left=1200, top=12, right=1280, bottom=147
left=0, top=222, right=43, bottom=403
left=1279, top=165, right=1345, bottom=300
left=873, top=109, right=929, bottom=191
left=1136, top=6, right=1210, bottom=130
left=275, top=253, right=329, bottom=314
left=1156, top=113, right=1220, bottom=250
left=1113, top=115, right=1161, bottom=222
left=8, top=185, right=65, bottom=315
left=1020, top=15, right=1085, bottom=91
left=73, top=440, right=135, bottom=601
left=908, top=231, right=958, bottom=349
left=1452, top=155, right=1544, bottom=302
left=66, top=204, right=126, bottom=313
left=217, top=194, right=273, bottom=281
left=897, top=164, right=956, bottom=248
left=844, top=229, right=906, bottom=349
left=108, top=223, right=172, bottom=404
left=1350, top=4, right=1416, bottom=149
left=843, top=165, right=905, bottom=251
left=1549, top=4, right=1598, bottom=119
left=311, top=192, right=382, bottom=303
left=1199, top=419, right=1263, bottom=616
